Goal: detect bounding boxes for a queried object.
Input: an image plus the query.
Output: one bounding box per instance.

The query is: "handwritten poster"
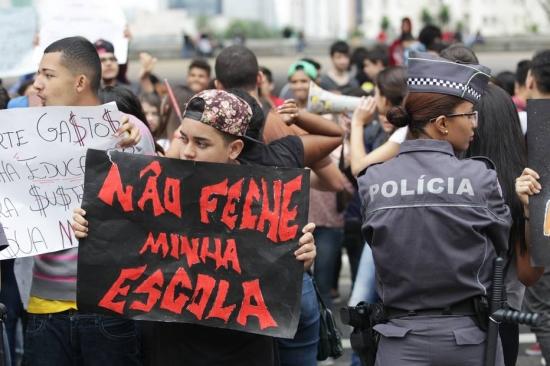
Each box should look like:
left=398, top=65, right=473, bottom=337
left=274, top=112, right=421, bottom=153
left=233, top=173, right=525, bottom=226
left=527, top=99, right=550, bottom=266
left=77, top=150, right=310, bottom=338
left=0, top=7, right=38, bottom=78
left=0, top=103, right=153, bottom=260
left=35, top=0, right=128, bottom=63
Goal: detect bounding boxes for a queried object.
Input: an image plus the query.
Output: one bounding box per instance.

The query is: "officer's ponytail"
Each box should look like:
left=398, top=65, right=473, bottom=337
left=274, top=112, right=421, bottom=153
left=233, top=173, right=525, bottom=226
left=386, top=105, right=410, bottom=128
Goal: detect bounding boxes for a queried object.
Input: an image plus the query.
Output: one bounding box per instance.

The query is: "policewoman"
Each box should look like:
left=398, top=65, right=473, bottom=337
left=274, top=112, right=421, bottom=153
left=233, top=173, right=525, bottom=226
left=357, top=52, right=512, bottom=365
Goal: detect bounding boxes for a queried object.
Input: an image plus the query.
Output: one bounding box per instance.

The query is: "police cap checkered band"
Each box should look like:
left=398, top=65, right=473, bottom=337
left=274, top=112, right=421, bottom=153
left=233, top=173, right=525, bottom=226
left=407, top=52, right=491, bottom=104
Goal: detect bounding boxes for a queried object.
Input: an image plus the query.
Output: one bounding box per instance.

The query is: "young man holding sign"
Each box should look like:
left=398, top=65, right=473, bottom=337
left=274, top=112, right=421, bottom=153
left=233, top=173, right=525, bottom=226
left=23, top=36, right=153, bottom=366
left=72, top=89, right=317, bottom=365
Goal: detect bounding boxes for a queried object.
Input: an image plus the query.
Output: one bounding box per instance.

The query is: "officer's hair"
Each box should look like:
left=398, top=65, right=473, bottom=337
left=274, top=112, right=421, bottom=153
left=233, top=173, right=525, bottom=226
left=530, top=50, right=550, bottom=94
left=465, top=83, right=527, bottom=253
left=387, top=93, right=463, bottom=136
left=44, top=36, right=101, bottom=94
left=376, top=67, right=407, bottom=107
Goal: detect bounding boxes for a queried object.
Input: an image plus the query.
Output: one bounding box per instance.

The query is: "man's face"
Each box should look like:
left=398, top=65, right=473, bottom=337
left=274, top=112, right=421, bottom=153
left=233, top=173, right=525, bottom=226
left=187, top=67, right=210, bottom=93
left=331, top=52, right=350, bottom=72
left=33, top=52, right=80, bottom=106
left=364, top=59, right=385, bottom=81
left=99, top=52, right=119, bottom=81
left=178, top=118, right=234, bottom=163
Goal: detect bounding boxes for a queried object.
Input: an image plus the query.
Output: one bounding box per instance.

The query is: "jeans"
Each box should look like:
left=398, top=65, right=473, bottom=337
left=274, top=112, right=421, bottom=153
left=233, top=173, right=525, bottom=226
left=277, top=273, right=320, bottom=366
left=0, top=259, right=25, bottom=366
left=23, top=312, right=141, bottom=366
left=349, top=244, right=378, bottom=366
left=348, top=244, right=378, bottom=307
left=313, top=227, right=344, bottom=308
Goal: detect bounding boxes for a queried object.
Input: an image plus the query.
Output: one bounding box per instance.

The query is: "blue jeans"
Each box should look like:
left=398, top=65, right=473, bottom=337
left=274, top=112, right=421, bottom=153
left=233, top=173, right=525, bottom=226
left=349, top=244, right=378, bottom=366
left=277, top=273, right=320, bottom=366
left=313, top=227, right=343, bottom=308
left=348, top=243, right=378, bottom=306
left=23, top=312, right=141, bottom=366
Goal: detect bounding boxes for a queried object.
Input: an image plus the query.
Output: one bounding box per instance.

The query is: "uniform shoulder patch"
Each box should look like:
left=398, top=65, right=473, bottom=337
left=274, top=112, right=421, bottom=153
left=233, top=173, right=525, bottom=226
left=467, top=156, right=496, bottom=170
left=357, top=161, right=384, bottom=178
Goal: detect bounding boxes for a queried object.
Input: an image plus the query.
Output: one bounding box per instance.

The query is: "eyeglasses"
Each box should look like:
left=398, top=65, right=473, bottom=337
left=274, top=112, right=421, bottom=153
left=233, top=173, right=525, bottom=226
left=100, top=56, right=117, bottom=63
left=445, top=110, right=478, bottom=127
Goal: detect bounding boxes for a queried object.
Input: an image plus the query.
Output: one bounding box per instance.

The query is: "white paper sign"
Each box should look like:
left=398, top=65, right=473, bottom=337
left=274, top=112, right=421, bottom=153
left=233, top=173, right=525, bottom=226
left=36, top=0, right=128, bottom=63
left=0, top=7, right=38, bottom=78
left=0, top=103, right=147, bottom=259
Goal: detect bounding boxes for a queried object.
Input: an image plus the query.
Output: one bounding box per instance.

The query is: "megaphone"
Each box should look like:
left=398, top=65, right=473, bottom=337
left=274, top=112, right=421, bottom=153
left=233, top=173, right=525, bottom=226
left=306, top=82, right=361, bottom=114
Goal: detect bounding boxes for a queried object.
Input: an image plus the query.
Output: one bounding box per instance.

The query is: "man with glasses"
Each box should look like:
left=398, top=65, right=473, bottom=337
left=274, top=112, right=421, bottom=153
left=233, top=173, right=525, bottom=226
left=94, top=39, right=138, bottom=94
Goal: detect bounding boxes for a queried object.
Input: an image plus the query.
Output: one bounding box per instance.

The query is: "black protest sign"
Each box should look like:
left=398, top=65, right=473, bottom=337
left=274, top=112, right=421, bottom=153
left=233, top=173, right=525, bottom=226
left=77, top=149, right=310, bottom=338
left=527, top=100, right=550, bottom=266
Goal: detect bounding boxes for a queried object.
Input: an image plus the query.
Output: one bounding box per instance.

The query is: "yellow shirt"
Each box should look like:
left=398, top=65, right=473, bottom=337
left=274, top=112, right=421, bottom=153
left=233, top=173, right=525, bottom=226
left=27, top=296, right=77, bottom=314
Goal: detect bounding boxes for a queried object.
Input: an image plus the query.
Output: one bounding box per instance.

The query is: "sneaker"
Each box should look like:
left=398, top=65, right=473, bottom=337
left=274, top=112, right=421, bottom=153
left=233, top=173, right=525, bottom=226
left=541, top=357, right=546, bottom=366
left=527, top=343, right=542, bottom=357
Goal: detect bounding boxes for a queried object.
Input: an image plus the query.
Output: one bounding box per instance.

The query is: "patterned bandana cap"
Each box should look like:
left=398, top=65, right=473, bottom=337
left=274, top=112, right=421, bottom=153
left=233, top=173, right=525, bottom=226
left=183, top=89, right=253, bottom=137
left=407, top=52, right=491, bottom=104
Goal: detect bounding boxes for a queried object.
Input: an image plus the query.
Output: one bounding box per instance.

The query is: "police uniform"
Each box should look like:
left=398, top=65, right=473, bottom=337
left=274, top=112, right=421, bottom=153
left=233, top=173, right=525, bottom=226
left=357, top=53, right=512, bottom=366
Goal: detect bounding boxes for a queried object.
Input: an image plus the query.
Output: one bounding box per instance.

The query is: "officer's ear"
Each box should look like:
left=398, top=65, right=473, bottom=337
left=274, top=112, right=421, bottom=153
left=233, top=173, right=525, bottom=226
left=432, top=115, right=449, bottom=136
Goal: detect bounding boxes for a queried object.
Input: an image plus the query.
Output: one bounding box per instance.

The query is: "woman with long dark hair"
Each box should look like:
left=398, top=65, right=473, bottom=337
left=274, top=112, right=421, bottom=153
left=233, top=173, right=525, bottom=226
left=358, top=53, right=511, bottom=365
left=467, top=83, right=543, bottom=365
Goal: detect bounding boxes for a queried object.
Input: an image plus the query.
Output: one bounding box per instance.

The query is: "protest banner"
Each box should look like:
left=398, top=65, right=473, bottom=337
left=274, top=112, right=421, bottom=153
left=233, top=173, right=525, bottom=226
left=0, top=7, right=38, bottom=78
left=35, top=0, right=128, bottom=63
left=527, top=99, right=550, bottom=265
left=77, top=149, right=310, bottom=338
left=0, top=103, right=149, bottom=260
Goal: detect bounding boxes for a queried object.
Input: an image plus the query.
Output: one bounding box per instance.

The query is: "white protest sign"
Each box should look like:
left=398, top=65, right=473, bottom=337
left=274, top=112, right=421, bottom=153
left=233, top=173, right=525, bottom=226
left=0, top=7, right=38, bottom=78
left=36, top=0, right=128, bottom=63
left=0, top=103, right=148, bottom=259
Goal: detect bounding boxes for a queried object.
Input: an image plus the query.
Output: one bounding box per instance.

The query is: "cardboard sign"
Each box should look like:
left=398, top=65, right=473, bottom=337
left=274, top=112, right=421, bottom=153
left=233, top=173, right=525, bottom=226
left=0, top=103, right=153, bottom=259
left=77, top=149, right=310, bottom=338
left=0, top=7, right=38, bottom=78
left=36, top=0, right=128, bottom=63
left=527, top=99, right=550, bottom=266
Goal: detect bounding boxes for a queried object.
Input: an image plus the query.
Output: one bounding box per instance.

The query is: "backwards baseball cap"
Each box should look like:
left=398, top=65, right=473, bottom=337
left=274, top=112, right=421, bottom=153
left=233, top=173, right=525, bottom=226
left=94, top=39, right=115, bottom=54
left=407, top=52, right=491, bottom=104
left=288, top=61, right=318, bottom=80
left=183, top=89, right=253, bottom=138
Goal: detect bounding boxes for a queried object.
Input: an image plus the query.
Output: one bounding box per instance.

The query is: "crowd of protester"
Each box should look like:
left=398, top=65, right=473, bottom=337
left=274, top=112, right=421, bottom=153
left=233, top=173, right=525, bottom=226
left=0, top=17, right=549, bottom=366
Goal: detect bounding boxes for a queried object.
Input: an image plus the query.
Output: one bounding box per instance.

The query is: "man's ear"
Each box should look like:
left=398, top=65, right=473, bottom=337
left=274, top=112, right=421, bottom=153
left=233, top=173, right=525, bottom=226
left=75, top=74, right=88, bottom=93
left=228, top=139, right=245, bottom=160
left=526, top=70, right=536, bottom=93
left=214, top=79, right=223, bottom=90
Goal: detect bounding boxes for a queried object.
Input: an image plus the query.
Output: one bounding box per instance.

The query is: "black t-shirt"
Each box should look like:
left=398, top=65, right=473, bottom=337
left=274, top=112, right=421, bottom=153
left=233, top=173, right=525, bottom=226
left=239, top=135, right=304, bottom=169
left=141, top=135, right=305, bottom=366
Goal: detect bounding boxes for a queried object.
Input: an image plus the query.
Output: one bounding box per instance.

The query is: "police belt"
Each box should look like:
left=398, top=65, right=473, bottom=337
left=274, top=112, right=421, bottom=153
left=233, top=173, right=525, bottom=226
left=385, top=297, right=478, bottom=319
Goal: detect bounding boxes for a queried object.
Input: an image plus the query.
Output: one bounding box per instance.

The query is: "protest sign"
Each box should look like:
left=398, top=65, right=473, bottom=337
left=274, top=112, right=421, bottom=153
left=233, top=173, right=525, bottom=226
left=527, top=99, right=550, bottom=266
left=0, top=103, right=150, bottom=259
left=77, top=149, right=310, bottom=338
left=0, top=7, right=38, bottom=78
left=36, top=0, right=128, bottom=63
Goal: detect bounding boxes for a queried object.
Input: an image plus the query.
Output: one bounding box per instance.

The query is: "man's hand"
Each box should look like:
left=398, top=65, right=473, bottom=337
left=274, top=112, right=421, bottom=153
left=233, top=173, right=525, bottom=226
left=139, top=52, right=157, bottom=77
left=71, top=207, right=88, bottom=239
left=516, top=167, right=541, bottom=213
left=295, top=223, right=316, bottom=270
left=352, top=96, right=377, bottom=127
left=277, top=99, right=300, bottom=126
left=116, top=115, right=142, bottom=148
